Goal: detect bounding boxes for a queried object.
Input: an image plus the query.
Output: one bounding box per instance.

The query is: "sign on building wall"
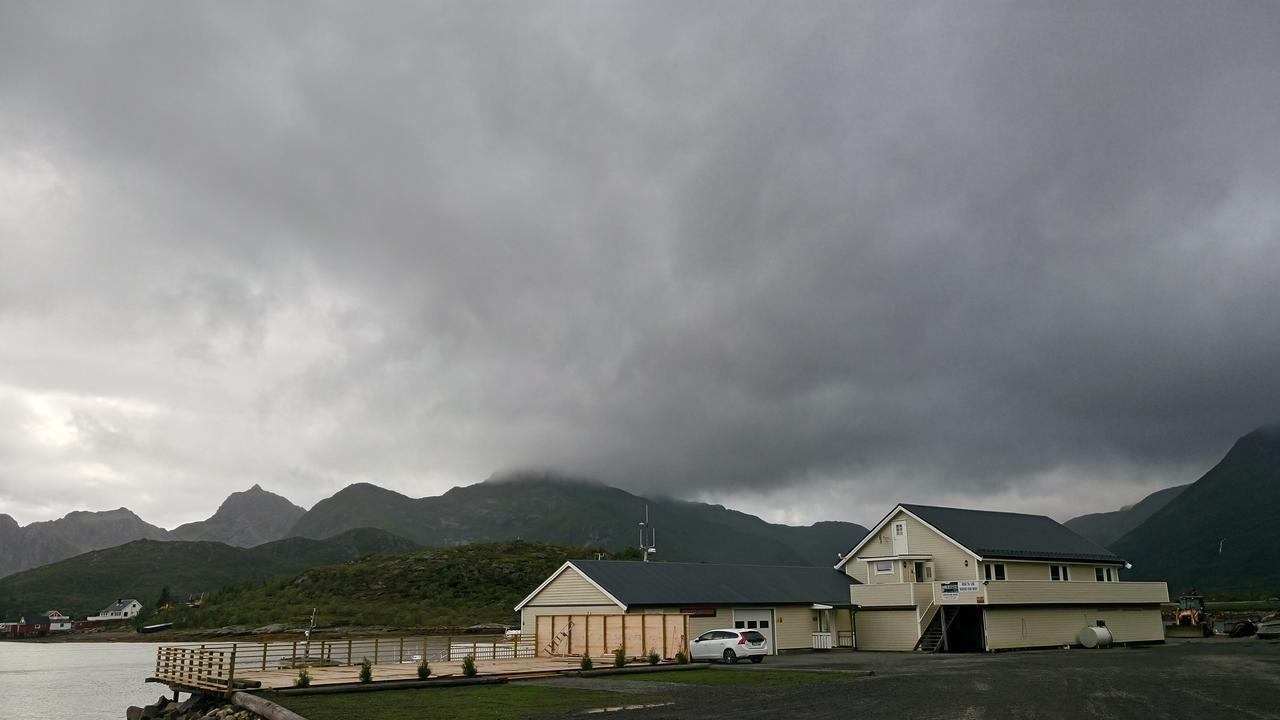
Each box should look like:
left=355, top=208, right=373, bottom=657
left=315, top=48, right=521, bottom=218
left=941, top=581, right=959, bottom=599
left=958, top=581, right=980, bottom=593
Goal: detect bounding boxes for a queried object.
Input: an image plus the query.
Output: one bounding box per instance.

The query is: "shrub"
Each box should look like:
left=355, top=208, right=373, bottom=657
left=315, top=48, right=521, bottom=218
left=647, top=649, right=660, bottom=665
left=416, top=659, right=430, bottom=680
left=462, top=655, right=477, bottom=678
left=580, top=655, right=593, bottom=671
left=359, top=657, right=372, bottom=684
left=612, top=647, right=627, bottom=668
left=295, top=668, right=311, bottom=688
left=674, top=650, right=689, bottom=665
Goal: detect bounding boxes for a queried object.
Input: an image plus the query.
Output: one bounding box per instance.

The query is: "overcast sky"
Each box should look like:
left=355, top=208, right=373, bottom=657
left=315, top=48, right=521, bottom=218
left=2, top=1, right=1278, bottom=530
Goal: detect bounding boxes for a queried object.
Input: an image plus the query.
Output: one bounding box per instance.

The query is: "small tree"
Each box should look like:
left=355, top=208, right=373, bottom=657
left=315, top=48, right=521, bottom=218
left=461, top=655, right=477, bottom=678
left=674, top=650, right=689, bottom=665
left=295, top=667, right=311, bottom=688
left=417, top=659, right=430, bottom=680
left=580, top=655, right=594, bottom=671
left=647, top=649, right=660, bottom=665
left=359, top=657, right=372, bottom=684
left=612, top=647, right=627, bottom=668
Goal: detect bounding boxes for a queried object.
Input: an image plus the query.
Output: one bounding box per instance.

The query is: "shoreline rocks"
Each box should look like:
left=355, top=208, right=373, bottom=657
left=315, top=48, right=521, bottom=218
left=126, top=694, right=266, bottom=720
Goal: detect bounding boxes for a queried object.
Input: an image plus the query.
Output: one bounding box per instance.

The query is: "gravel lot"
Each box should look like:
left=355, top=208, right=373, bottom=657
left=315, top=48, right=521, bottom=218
left=538, top=638, right=1280, bottom=719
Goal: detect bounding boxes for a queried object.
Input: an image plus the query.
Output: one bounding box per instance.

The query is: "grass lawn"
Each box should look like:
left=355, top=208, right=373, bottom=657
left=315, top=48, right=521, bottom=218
left=267, top=685, right=646, bottom=720
left=611, top=668, right=854, bottom=687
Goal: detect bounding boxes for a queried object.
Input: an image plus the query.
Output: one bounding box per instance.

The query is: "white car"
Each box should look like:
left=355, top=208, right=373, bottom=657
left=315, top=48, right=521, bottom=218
left=690, top=628, right=768, bottom=664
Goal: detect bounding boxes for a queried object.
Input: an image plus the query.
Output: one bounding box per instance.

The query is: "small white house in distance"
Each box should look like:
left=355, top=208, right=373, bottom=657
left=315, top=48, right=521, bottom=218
left=88, top=598, right=143, bottom=621
left=44, top=610, right=73, bottom=631
left=515, top=560, right=860, bottom=654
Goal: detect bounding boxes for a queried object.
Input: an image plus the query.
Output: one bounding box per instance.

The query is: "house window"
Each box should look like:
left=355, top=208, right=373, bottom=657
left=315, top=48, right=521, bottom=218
left=1105, top=567, right=1114, bottom=582
left=1051, top=565, right=1070, bottom=581
left=874, top=561, right=893, bottom=575
left=1095, top=567, right=1105, bottom=581
left=983, top=563, right=1006, bottom=581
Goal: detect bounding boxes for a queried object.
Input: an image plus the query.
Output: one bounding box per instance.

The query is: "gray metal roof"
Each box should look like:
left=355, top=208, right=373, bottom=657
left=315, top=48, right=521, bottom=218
left=901, top=504, right=1124, bottom=564
left=570, top=560, right=858, bottom=607
left=101, top=598, right=140, bottom=612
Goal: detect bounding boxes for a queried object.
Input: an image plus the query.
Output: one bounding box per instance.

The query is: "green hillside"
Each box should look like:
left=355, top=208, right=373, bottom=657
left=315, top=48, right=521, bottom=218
left=289, top=474, right=868, bottom=566
left=1065, top=483, right=1188, bottom=546
left=153, top=540, right=590, bottom=630
left=1110, top=425, right=1280, bottom=595
left=0, top=528, right=418, bottom=620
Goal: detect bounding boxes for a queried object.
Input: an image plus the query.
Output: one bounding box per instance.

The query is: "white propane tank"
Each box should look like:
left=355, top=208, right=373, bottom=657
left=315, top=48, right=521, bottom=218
left=1078, top=625, right=1113, bottom=648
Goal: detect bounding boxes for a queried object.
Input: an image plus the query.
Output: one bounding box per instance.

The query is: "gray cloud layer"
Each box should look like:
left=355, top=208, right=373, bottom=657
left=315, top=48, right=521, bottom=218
left=2, top=1, right=1278, bottom=527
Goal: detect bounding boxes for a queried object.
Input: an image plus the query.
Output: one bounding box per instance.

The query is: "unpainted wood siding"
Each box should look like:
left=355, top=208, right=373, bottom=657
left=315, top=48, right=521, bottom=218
left=520, top=604, right=621, bottom=635
left=772, top=606, right=818, bottom=650
left=982, top=606, right=1165, bottom=650
left=853, top=609, right=920, bottom=651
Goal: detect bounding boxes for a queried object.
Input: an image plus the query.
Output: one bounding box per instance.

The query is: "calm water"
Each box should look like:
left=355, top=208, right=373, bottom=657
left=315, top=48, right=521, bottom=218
left=0, top=642, right=167, bottom=720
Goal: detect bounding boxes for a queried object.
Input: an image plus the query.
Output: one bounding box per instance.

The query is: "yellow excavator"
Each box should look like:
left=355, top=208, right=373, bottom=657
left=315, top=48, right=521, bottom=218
left=1166, top=589, right=1214, bottom=638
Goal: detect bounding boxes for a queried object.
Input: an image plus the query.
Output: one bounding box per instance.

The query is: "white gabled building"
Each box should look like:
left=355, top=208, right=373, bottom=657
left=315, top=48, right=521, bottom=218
left=88, top=598, right=143, bottom=622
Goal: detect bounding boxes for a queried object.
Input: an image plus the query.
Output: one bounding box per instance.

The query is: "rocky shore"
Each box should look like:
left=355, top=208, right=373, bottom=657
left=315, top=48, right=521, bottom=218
left=126, top=694, right=265, bottom=720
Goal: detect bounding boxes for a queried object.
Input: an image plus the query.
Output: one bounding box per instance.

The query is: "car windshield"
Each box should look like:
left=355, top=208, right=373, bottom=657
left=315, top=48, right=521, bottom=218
left=741, top=631, right=766, bottom=643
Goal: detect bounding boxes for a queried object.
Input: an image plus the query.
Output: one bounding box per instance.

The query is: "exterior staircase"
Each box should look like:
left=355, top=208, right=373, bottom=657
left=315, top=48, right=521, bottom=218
left=915, top=607, right=952, bottom=652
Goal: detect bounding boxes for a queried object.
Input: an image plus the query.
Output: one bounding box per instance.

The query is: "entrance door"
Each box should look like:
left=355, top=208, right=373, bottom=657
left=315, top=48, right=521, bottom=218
left=892, top=521, right=908, bottom=555
left=732, top=609, right=776, bottom=654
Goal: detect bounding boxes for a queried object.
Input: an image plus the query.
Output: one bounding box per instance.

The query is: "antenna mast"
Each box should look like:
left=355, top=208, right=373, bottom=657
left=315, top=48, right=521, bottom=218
left=638, top=504, right=657, bottom=562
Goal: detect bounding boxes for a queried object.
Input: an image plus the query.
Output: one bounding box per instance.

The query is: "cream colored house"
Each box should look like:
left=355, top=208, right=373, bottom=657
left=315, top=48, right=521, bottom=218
left=515, top=560, right=858, bottom=654
left=836, top=504, right=1169, bottom=651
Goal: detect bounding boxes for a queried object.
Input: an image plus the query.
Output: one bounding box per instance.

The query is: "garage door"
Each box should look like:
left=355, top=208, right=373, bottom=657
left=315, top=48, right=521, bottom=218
left=732, top=608, right=776, bottom=654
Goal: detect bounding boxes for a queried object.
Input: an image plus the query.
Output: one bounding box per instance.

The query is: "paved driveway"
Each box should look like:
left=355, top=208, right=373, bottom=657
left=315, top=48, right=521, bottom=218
left=549, top=638, right=1280, bottom=719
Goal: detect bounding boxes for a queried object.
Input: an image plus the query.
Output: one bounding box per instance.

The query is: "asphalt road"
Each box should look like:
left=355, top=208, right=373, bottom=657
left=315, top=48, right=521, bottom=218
left=539, top=638, right=1280, bottom=719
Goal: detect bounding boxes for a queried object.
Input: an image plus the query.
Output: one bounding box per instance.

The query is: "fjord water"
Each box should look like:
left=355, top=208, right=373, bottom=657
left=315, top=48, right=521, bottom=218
left=0, top=642, right=164, bottom=720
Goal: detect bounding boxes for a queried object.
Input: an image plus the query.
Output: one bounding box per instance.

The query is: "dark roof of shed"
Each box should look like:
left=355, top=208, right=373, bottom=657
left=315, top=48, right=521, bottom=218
left=900, top=504, right=1124, bottom=564
left=569, top=560, right=858, bottom=607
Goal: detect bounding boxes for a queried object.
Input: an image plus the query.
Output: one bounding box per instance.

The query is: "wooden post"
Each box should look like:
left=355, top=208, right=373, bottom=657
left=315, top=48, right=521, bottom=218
left=262, top=643, right=268, bottom=671
left=535, top=621, right=542, bottom=658
left=447, top=636, right=453, bottom=661
left=641, top=615, right=647, bottom=657
left=347, top=639, right=353, bottom=665
left=399, top=637, right=405, bottom=663
left=374, top=638, right=380, bottom=665
left=228, top=645, right=237, bottom=698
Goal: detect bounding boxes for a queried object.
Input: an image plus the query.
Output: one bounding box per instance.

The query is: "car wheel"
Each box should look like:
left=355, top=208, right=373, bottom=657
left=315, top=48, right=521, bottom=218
left=749, top=655, right=764, bottom=664
left=723, top=649, right=738, bottom=664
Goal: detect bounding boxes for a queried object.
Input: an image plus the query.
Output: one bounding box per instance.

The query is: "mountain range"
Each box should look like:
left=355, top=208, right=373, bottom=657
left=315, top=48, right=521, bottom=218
left=0, top=484, right=302, bottom=578
left=1, top=475, right=868, bottom=581
left=1064, top=484, right=1189, bottom=547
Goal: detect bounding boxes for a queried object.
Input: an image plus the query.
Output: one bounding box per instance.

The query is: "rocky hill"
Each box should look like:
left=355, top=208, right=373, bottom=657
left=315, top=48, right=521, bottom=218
left=289, top=473, right=869, bottom=566
left=1065, top=483, right=1188, bottom=547
left=169, top=484, right=305, bottom=547
left=0, top=508, right=169, bottom=579
left=1110, top=425, right=1280, bottom=594
left=0, top=527, right=418, bottom=620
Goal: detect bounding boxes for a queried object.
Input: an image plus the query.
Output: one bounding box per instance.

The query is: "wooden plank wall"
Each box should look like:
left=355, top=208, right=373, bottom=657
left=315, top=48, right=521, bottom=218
left=534, top=614, right=690, bottom=659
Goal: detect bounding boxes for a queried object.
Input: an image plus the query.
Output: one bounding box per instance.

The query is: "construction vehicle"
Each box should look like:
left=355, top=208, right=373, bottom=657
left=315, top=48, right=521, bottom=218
left=1166, top=589, right=1214, bottom=638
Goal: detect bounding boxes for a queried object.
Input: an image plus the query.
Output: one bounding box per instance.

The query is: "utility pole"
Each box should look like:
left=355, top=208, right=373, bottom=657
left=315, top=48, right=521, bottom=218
left=638, top=505, right=657, bottom=562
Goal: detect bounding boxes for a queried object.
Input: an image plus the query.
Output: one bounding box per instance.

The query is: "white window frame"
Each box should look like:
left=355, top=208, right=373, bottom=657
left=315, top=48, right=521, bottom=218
left=1050, top=565, right=1070, bottom=581
left=873, top=560, right=894, bottom=575
left=983, top=563, right=1006, bottom=581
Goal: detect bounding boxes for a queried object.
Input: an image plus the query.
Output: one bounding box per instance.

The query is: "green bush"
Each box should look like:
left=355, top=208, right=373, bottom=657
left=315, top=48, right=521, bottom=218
left=295, top=667, right=311, bottom=688
left=580, top=655, right=593, bottom=670
left=359, top=657, right=372, bottom=684
left=674, top=650, right=689, bottom=665
left=612, top=647, right=627, bottom=668
left=647, top=649, right=660, bottom=665
left=462, top=655, right=477, bottom=678
left=417, top=659, right=430, bottom=680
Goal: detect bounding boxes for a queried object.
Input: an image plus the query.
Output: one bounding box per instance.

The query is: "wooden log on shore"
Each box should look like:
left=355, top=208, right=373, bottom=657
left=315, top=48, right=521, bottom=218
left=232, top=692, right=309, bottom=720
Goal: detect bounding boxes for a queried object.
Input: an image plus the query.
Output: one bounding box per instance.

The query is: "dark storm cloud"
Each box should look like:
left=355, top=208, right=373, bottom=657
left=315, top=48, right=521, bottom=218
left=1, top=1, right=1278, bottom=526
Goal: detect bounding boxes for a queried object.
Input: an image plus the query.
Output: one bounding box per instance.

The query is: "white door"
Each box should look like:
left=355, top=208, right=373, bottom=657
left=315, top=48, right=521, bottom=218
left=732, top=608, right=776, bottom=654
left=892, top=521, right=908, bottom=555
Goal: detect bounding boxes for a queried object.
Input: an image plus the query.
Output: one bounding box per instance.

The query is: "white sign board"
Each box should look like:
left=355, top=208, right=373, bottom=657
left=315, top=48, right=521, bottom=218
left=958, top=581, right=980, bottom=593
left=941, top=581, right=959, bottom=599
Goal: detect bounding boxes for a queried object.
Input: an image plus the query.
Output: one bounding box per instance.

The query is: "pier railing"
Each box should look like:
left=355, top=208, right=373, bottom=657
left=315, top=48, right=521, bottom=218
left=154, top=645, right=238, bottom=696
left=154, top=635, right=534, bottom=691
